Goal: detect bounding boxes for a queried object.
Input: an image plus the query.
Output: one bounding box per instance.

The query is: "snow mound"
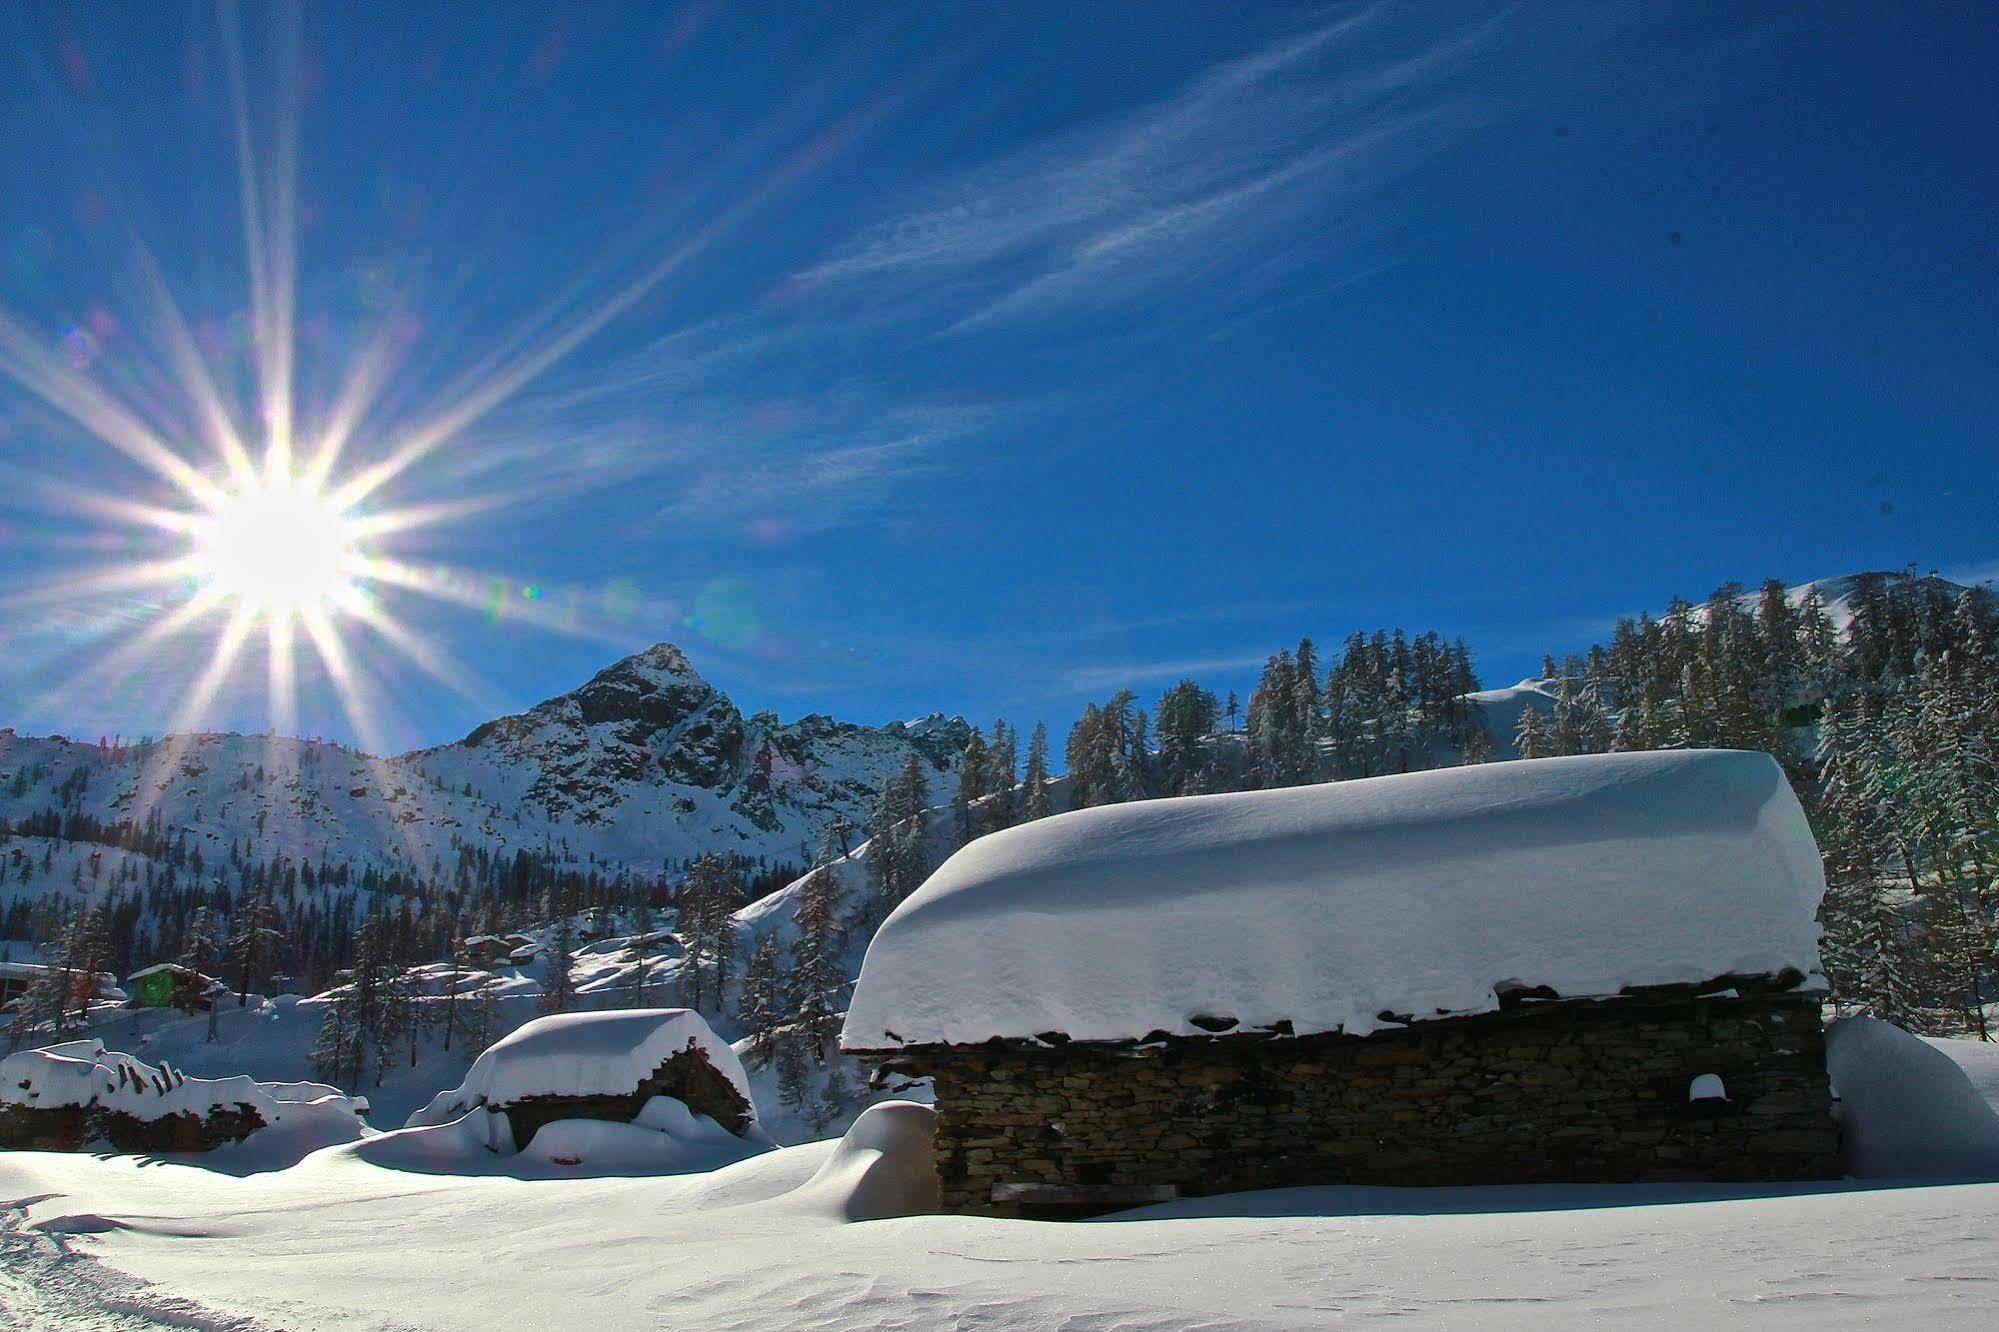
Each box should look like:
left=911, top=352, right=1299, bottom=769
left=408, top=1008, right=751, bottom=1126
left=785, top=1101, right=940, bottom=1220
left=1828, top=1017, right=1999, bottom=1179
left=845, top=750, right=1826, bottom=1048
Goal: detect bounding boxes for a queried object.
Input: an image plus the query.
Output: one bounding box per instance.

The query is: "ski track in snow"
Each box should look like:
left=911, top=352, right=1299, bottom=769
left=0, top=1195, right=265, bottom=1332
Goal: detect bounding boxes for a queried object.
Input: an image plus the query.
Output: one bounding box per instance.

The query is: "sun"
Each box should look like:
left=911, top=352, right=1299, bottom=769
left=190, top=472, right=367, bottom=622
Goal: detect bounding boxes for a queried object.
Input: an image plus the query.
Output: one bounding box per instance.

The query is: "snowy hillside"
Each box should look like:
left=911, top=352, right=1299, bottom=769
left=0, top=642, right=966, bottom=900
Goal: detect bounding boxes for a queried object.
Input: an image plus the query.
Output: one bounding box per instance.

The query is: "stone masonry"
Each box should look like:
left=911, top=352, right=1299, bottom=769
left=494, top=1041, right=754, bottom=1150
left=868, top=991, right=1840, bottom=1216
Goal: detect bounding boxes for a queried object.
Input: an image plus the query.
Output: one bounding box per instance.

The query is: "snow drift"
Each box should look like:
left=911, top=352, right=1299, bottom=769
left=845, top=749, right=1827, bottom=1048
left=1828, top=1017, right=1999, bottom=1179
left=785, top=1101, right=941, bottom=1220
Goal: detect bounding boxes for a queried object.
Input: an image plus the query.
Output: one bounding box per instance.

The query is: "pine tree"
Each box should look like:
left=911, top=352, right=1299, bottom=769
left=789, top=863, right=847, bottom=1060
left=775, top=1028, right=813, bottom=1125
left=737, top=935, right=785, bottom=1067
left=678, top=855, right=743, bottom=1012
left=863, top=757, right=930, bottom=920
left=625, top=890, right=657, bottom=1008
left=811, top=1062, right=855, bottom=1135
left=464, top=979, right=502, bottom=1061
left=226, top=892, right=281, bottom=1007
left=310, top=995, right=363, bottom=1087
left=1022, top=722, right=1053, bottom=821
left=8, top=909, right=110, bottom=1048
left=982, top=720, right=1019, bottom=829
left=539, top=908, right=578, bottom=1016
left=955, top=731, right=989, bottom=847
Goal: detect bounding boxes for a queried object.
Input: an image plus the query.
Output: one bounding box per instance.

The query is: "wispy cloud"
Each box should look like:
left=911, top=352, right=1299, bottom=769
left=801, top=3, right=1534, bottom=330
left=1060, top=651, right=1275, bottom=694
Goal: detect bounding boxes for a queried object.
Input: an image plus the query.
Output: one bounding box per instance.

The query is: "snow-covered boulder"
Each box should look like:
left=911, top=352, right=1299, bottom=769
left=0, top=1039, right=365, bottom=1159
left=1828, top=1017, right=1999, bottom=1179
left=845, top=749, right=1827, bottom=1048
left=409, top=1008, right=760, bottom=1152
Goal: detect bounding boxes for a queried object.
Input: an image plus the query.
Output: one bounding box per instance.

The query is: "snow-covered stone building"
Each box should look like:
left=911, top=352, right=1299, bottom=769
left=844, top=750, right=1842, bottom=1216
left=411, top=1009, right=757, bottom=1152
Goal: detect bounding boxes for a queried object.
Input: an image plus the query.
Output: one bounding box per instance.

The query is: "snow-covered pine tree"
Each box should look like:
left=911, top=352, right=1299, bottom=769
left=1514, top=703, right=1553, bottom=760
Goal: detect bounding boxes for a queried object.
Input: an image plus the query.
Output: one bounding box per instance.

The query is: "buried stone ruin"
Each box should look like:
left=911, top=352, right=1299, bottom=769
left=843, top=750, right=1843, bottom=1215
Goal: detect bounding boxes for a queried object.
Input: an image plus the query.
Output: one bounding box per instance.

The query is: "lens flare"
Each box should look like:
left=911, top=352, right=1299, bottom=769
left=189, top=472, right=365, bottom=621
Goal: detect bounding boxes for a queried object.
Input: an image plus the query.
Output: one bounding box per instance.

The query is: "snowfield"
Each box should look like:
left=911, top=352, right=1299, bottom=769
left=1, top=1024, right=1998, bottom=1330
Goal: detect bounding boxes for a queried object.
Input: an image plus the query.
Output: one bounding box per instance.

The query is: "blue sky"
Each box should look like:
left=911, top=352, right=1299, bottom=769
left=0, top=1, right=1993, bottom=751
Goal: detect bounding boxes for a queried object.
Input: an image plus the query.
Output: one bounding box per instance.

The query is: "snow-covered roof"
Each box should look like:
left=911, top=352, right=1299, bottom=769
left=0, top=961, right=126, bottom=998
left=0, top=1039, right=358, bottom=1127
left=412, top=1009, right=752, bottom=1121
left=843, top=750, right=1827, bottom=1049
left=126, top=963, right=219, bottom=982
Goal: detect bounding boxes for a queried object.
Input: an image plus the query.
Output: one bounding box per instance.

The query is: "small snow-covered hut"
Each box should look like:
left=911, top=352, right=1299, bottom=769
left=843, top=749, right=1841, bottom=1215
left=411, top=1009, right=755, bottom=1151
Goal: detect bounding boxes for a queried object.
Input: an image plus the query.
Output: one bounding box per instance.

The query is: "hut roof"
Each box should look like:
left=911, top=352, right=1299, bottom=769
left=843, top=750, right=1826, bottom=1050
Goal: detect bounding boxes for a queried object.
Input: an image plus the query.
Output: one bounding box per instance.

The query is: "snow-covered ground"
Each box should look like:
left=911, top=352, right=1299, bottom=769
left=0, top=1028, right=1996, bottom=1330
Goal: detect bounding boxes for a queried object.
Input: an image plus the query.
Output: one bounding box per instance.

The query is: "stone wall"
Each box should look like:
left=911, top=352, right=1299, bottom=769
left=0, top=1102, right=265, bottom=1154
left=871, top=993, right=1839, bottom=1216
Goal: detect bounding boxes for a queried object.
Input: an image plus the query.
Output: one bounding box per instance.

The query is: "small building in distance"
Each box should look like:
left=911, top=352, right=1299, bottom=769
left=0, top=961, right=126, bottom=1012
left=843, top=749, right=1841, bottom=1217
left=126, top=963, right=227, bottom=1011
left=459, top=935, right=521, bottom=968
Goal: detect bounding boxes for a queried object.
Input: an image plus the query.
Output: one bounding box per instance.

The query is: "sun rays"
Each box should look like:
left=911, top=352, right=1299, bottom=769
left=0, top=6, right=621, bottom=769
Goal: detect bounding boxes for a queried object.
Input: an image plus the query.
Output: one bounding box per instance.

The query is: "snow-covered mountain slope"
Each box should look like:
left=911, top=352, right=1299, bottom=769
left=1685, top=569, right=1973, bottom=630
left=0, top=643, right=968, bottom=893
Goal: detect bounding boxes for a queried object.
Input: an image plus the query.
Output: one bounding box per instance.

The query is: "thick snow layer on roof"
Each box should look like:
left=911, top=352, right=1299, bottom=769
left=844, top=750, right=1826, bottom=1048
left=0, top=1039, right=365, bottom=1146
left=409, top=1008, right=751, bottom=1125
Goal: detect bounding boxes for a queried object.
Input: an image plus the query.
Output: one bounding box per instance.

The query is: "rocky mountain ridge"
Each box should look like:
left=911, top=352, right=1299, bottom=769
left=0, top=643, right=970, bottom=893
